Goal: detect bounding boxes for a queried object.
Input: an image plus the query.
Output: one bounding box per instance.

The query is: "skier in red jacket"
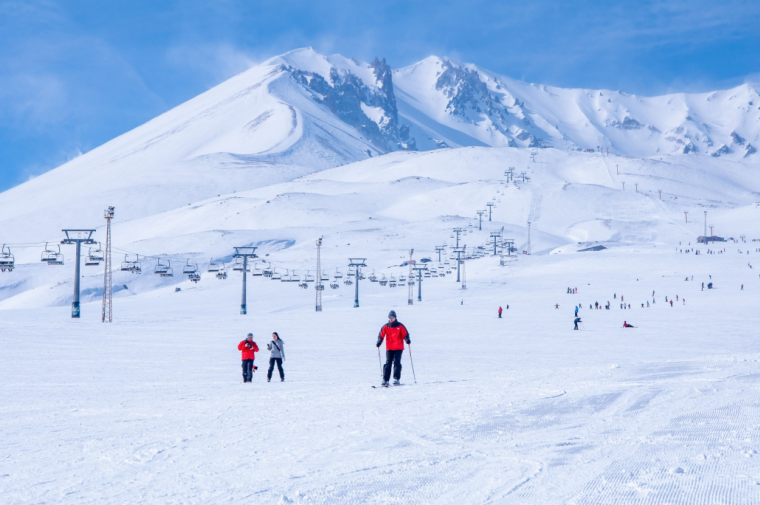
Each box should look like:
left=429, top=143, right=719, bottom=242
left=238, top=333, right=259, bottom=383
left=498, top=306, right=503, bottom=318
left=376, top=310, right=410, bottom=387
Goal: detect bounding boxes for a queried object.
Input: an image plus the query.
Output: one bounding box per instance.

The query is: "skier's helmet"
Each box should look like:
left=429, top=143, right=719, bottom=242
left=388, top=310, right=397, bottom=319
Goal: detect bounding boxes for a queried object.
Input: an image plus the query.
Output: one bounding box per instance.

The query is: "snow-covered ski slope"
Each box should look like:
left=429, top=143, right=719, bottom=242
left=2, top=241, right=760, bottom=504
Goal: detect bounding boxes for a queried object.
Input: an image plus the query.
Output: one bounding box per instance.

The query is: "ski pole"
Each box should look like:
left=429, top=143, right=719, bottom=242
left=377, top=347, right=383, bottom=381
left=408, top=343, right=417, bottom=384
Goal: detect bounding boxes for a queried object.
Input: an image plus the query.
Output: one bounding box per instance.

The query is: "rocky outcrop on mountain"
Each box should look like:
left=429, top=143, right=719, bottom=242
left=434, top=60, right=508, bottom=124
left=289, top=58, right=415, bottom=152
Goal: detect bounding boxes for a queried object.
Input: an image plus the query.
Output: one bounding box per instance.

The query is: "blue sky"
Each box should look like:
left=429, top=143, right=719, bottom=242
left=1, top=0, right=759, bottom=191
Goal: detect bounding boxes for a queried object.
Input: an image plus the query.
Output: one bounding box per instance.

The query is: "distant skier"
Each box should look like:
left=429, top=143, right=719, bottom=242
left=575, top=306, right=579, bottom=317
left=646, top=301, right=650, bottom=307
left=670, top=299, right=673, bottom=307
left=623, top=321, right=635, bottom=328
left=741, top=284, right=744, bottom=290
left=376, top=310, right=411, bottom=387
left=574, top=317, right=581, bottom=330
left=555, top=304, right=560, bottom=309
left=266, top=332, right=285, bottom=382
left=238, top=333, right=259, bottom=383
left=498, top=306, right=503, bottom=318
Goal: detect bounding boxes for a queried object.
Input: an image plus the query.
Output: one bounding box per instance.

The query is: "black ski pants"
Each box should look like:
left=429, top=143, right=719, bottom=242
left=384, top=350, right=403, bottom=382
left=242, top=359, right=254, bottom=382
left=268, top=358, right=284, bottom=380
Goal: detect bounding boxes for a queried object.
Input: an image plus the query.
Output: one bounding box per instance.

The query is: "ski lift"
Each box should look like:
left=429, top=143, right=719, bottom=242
left=208, top=259, right=220, bottom=273
left=321, top=270, right=330, bottom=282
left=389, top=275, right=397, bottom=288
left=0, top=245, right=14, bottom=272
left=291, top=273, right=301, bottom=283
left=399, top=275, right=407, bottom=282
left=280, top=269, right=290, bottom=282
left=344, top=277, right=353, bottom=286
left=154, top=258, right=169, bottom=275
left=305, top=271, right=315, bottom=283
left=120, top=254, right=141, bottom=273
left=252, top=262, right=263, bottom=276
left=379, top=274, right=388, bottom=286
left=271, top=268, right=282, bottom=280
left=431, top=270, right=439, bottom=277
left=263, top=263, right=273, bottom=277
left=424, top=270, right=431, bottom=278
left=369, top=270, right=378, bottom=282
left=298, top=281, right=308, bottom=289
left=182, top=260, right=198, bottom=276
left=334, top=268, right=343, bottom=279
left=161, top=260, right=174, bottom=278
left=85, top=243, right=104, bottom=266
left=189, top=272, right=201, bottom=283
left=42, top=243, right=64, bottom=265
left=315, top=283, right=324, bottom=291
left=216, top=263, right=227, bottom=280
left=330, top=280, right=340, bottom=289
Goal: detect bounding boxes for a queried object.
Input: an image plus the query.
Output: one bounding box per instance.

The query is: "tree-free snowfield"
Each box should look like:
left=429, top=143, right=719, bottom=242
left=3, top=245, right=759, bottom=504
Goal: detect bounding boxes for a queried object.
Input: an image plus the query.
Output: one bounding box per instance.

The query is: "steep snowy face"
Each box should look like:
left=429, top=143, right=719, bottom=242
left=286, top=55, right=415, bottom=152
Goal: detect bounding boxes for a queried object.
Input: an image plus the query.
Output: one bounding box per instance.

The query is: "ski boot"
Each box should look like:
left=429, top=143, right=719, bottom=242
left=381, top=380, right=389, bottom=388
left=393, top=380, right=401, bottom=386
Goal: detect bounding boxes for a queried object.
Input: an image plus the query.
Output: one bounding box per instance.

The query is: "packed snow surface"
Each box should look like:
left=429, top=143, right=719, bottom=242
left=2, top=243, right=760, bottom=503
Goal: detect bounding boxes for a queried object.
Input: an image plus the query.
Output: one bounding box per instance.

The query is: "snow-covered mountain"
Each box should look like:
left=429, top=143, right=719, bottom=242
left=1, top=47, right=760, bottom=309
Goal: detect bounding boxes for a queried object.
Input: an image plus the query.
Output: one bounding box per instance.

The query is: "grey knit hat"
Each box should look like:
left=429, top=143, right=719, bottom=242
left=388, top=310, right=396, bottom=319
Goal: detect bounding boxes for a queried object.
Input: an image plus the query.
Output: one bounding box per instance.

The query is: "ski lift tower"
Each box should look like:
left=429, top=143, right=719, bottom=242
left=413, top=264, right=427, bottom=302
left=315, top=237, right=323, bottom=312
left=504, top=238, right=515, bottom=257
left=102, top=207, right=114, bottom=323
left=348, top=258, right=367, bottom=308
left=704, top=211, right=708, bottom=238
left=233, top=246, right=258, bottom=315
left=407, top=249, right=415, bottom=306
left=453, top=246, right=466, bottom=283
left=435, top=245, right=446, bottom=263
left=486, top=202, right=495, bottom=221
left=61, top=229, right=97, bottom=318
left=476, top=210, right=486, bottom=230
left=490, top=231, right=502, bottom=256
left=452, top=228, right=464, bottom=248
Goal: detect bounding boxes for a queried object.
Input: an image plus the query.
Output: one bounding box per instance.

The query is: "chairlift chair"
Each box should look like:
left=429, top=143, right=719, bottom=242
left=321, top=270, right=330, bottom=282
left=208, top=259, right=220, bottom=273
left=232, top=257, right=250, bottom=272
left=183, top=260, right=198, bottom=275
left=379, top=274, right=388, bottom=287
left=85, top=243, right=104, bottom=266
left=315, top=283, right=324, bottom=291
left=330, top=279, right=340, bottom=289
left=334, top=268, right=343, bottom=279
left=161, top=260, right=174, bottom=278
left=299, top=281, right=308, bottom=289
left=42, top=243, right=64, bottom=265
left=0, top=245, right=14, bottom=272
left=271, top=268, right=282, bottom=280
left=291, top=273, right=301, bottom=283
left=389, top=275, right=397, bottom=288
left=252, top=262, right=263, bottom=276
left=344, top=277, right=353, bottom=286
left=263, top=263, right=273, bottom=277
left=216, top=263, right=227, bottom=280
left=305, top=271, right=315, bottom=283
left=154, top=259, right=169, bottom=275
left=280, top=269, right=290, bottom=282
left=189, top=272, right=201, bottom=283
left=369, top=270, right=378, bottom=282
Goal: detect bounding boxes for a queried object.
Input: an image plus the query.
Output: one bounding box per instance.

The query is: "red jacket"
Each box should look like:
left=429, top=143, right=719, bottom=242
left=379, top=321, right=409, bottom=351
left=238, top=340, right=259, bottom=360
